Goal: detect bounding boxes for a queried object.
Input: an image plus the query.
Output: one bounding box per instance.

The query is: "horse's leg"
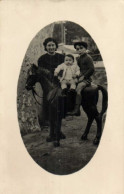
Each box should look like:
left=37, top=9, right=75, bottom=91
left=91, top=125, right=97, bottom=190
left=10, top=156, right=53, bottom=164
left=81, top=104, right=98, bottom=141
left=93, top=114, right=103, bottom=145
left=56, top=96, right=66, bottom=140
left=81, top=115, right=94, bottom=140
left=59, top=96, right=66, bottom=139
left=46, top=113, right=63, bottom=144
left=54, top=116, right=62, bottom=147
left=46, top=119, right=55, bottom=142
left=46, top=105, right=56, bottom=142
left=53, top=96, right=64, bottom=147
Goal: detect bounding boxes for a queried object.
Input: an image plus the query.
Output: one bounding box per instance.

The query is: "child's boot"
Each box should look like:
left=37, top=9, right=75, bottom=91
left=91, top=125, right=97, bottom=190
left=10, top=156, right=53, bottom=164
left=62, top=88, right=68, bottom=95
left=68, top=94, right=82, bottom=116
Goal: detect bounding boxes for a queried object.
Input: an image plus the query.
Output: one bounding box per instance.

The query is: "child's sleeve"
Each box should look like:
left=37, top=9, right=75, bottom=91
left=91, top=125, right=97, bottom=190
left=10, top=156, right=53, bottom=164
left=83, top=56, right=95, bottom=78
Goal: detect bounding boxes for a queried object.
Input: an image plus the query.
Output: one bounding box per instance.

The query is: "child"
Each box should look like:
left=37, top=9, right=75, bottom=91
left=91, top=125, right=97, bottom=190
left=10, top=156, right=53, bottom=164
left=69, top=41, right=95, bottom=116
left=54, top=54, right=80, bottom=95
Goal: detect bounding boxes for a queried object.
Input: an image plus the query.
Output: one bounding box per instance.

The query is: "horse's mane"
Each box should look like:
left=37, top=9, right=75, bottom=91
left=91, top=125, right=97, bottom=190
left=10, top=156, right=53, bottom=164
left=29, top=64, right=59, bottom=94
left=36, top=67, right=59, bottom=94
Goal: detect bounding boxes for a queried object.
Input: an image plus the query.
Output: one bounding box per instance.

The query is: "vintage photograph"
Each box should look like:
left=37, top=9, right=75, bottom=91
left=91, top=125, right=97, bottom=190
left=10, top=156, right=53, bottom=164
left=17, top=21, right=108, bottom=175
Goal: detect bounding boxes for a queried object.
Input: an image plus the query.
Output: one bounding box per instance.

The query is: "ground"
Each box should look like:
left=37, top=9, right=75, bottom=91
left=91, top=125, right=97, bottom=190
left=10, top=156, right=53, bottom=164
left=22, top=92, right=106, bottom=175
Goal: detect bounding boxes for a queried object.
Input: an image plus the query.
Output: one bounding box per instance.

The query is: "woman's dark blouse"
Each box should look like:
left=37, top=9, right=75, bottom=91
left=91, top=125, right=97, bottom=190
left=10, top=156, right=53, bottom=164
left=38, top=53, right=64, bottom=81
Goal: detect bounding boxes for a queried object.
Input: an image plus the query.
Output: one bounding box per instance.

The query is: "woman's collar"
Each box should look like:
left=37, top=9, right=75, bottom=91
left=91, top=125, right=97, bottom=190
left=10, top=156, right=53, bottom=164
left=47, top=52, right=56, bottom=56
left=80, top=52, right=87, bottom=57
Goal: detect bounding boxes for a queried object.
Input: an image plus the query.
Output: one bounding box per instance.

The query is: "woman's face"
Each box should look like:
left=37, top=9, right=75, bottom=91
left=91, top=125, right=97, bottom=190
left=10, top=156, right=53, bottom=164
left=46, top=41, right=57, bottom=54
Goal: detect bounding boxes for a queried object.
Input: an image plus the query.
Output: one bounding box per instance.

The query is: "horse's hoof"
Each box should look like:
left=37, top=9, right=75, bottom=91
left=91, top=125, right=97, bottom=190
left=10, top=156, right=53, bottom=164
left=60, top=132, right=66, bottom=139
left=46, top=136, right=55, bottom=142
left=81, top=135, right=88, bottom=140
left=54, top=141, right=60, bottom=147
left=93, top=138, right=100, bottom=145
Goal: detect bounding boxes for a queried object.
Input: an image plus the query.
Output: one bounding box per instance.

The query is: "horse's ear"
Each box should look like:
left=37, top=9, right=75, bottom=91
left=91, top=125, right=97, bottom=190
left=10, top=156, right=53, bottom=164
left=27, top=64, right=37, bottom=76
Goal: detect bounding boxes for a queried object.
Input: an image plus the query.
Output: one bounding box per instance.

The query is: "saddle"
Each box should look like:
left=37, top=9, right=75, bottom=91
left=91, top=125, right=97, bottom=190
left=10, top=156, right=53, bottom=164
left=82, top=83, right=98, bottom=93
left=47, top=83, right=98, bottom=105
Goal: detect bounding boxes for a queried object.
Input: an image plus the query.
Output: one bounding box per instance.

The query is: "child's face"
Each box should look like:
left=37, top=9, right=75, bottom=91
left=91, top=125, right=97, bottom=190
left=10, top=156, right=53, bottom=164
left=65, top=56, right=73, bottom=66
left=46, top=41, right=56, bottom=54
left=75, top=45, right=86, bottom=55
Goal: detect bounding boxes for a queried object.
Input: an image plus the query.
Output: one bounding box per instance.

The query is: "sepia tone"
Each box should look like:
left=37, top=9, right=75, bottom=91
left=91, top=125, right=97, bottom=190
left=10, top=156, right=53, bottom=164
left=17, top=21, right=108, bottom=175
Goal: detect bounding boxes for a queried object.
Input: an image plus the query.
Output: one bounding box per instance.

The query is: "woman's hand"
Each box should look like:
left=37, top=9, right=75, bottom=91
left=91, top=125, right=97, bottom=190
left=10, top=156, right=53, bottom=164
left=54, top=72, right=58, bottom=77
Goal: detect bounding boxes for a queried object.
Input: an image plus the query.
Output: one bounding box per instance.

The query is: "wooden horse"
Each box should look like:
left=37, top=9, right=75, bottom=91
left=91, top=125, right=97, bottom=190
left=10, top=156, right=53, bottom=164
left=26, top=64, right=108, bottom=147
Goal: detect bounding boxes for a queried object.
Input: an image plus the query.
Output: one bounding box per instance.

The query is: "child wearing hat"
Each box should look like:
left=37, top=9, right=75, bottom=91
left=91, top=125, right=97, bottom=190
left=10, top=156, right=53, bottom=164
left=54, top=54, right=80, bottom=95
left=69, top=41, right=95, bottom=116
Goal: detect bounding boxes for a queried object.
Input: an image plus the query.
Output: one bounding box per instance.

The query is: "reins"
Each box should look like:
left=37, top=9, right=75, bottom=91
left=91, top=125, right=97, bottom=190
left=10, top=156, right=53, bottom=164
left=27, top=65, right=60, bottom=106
left=32, top=87, right=43, bottom=106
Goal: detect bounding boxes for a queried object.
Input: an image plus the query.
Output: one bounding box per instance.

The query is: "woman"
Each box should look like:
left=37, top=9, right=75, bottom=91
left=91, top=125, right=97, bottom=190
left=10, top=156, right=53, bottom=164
left=38, top=37, right=64, bottom=79
left=38, top=37, right=65, bottom=141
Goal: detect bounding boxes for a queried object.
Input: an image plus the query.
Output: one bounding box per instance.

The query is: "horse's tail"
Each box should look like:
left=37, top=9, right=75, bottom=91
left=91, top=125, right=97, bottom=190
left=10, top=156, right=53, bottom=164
left=98, top=85, right=108, bottom=115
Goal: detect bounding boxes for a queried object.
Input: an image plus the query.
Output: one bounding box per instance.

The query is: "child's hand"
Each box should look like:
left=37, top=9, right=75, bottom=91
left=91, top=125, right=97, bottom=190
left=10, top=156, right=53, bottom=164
left=72, top=75, right=77, bottom=79
left=54, top=72, right=58, bottom=77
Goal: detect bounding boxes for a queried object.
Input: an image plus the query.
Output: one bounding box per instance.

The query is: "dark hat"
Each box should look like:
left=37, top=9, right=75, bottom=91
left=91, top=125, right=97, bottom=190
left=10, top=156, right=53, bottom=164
left=74, top=41, right=88, bottom=49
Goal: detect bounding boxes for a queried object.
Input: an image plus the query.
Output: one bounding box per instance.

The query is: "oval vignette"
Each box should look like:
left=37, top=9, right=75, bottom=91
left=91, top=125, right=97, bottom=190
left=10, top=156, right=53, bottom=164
left=17, top=21, right=108, bottom=175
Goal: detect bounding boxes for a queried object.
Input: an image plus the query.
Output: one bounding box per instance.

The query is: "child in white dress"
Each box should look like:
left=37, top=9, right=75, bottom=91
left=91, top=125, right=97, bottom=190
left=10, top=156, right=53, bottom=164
left=54, top=54, right=80, bottom=94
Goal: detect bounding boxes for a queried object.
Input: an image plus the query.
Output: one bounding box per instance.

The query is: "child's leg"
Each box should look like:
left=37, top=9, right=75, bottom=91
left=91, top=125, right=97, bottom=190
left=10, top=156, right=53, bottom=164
left=68, top=81, right=87, bottom=116
left=61, top=80, right=67, bottom=89
left=69, top=79, right=76, bottom=90
left=76, top=81, right=87, bottom=95
left=61, top=80, right=68, bottom=95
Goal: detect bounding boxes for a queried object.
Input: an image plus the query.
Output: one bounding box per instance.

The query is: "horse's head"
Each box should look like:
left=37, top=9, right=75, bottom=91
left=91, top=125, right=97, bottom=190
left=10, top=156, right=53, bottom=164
left=25, top=63, right=60, bottom=94
left=25, top=64, right=38, bottom=91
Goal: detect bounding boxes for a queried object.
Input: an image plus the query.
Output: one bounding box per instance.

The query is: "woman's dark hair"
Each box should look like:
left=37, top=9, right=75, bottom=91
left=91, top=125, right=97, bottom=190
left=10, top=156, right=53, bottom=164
left=43, top=37, right=58, bottom=51
left=65, top=54, right=74, bottom=61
